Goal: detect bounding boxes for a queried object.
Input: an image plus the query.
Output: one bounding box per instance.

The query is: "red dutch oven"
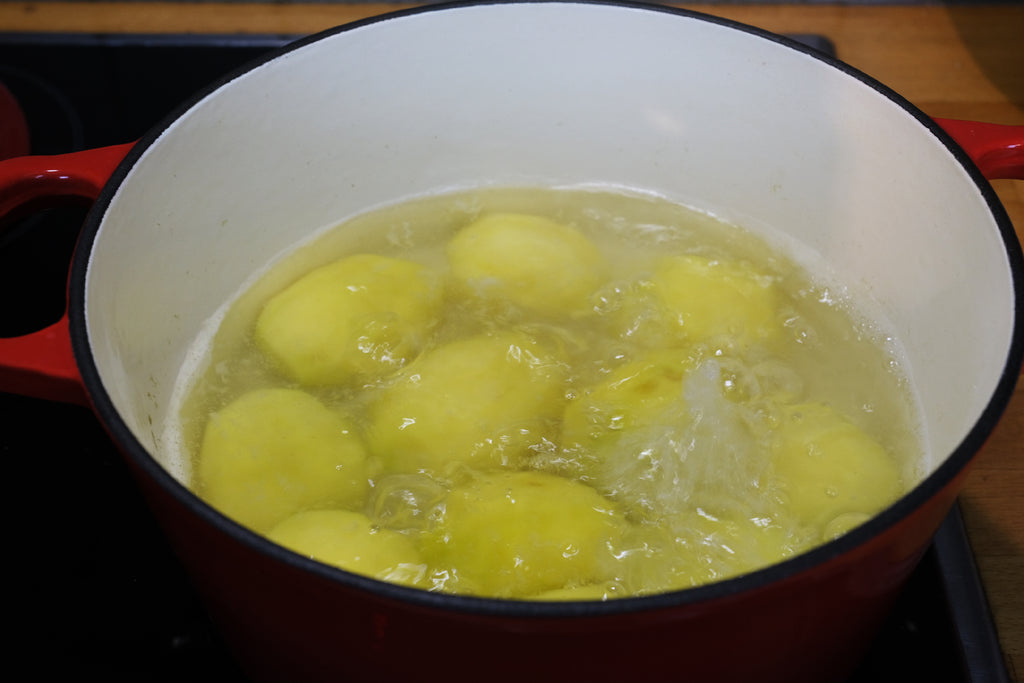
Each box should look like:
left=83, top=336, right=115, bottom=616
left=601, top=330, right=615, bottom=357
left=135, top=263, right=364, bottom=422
left=1, top=3, right=1023, bottom=681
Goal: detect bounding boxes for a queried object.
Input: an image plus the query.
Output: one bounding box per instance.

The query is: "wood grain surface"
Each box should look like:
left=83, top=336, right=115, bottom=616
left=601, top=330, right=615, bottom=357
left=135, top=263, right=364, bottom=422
left=1, top=2, right=1021, bottom=679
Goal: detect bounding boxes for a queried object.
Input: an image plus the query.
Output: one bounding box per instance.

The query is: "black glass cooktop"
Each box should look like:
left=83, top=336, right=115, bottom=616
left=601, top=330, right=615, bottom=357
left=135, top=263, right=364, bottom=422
left=0, top=31, right=1011, bottom=683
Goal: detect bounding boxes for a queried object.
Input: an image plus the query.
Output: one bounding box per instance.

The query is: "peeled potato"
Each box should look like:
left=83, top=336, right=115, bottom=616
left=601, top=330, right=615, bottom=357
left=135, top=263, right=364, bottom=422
left=255, top=254, right=443, bottom=385
left=823, top=512, right=873, bottom=540
left=427, top=471, right=624, bottom=598
left=367, top=331, right=568, bottom=474
left=447, top=213, right=606, bottom=316
left=769, top=402, right=903, bottom=531
left=610, top=508, right=794, bottom=595
left=532, top=583, right=618, bottom=601
left=197, top=388, right=370, bottom=533
left=652, top=254, right=780, bottom=348
left=561, top=349, right=698, bottom=450
left=268, top=509, right=426, bottom=587
left=592, top=278, right=679, bottom=351
left=561, top=350, right=704, bottom=509
left=672, top=508, right=795, bottom=585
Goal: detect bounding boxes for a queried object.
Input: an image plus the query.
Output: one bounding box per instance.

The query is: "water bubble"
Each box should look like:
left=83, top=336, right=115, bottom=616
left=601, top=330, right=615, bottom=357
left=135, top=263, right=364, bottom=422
left=371, top=473, right=447, bottom=532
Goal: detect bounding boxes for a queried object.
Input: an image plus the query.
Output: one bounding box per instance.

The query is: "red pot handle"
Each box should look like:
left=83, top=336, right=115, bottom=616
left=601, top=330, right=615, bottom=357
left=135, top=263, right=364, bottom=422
left=934, top=118, right=1024, bottom=181
left=0, top=143, right=133, bottom=405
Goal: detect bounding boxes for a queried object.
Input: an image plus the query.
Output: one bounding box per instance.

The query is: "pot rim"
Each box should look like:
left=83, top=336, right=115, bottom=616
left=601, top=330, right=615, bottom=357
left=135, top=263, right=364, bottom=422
left=67, top=0, right=1024, bottom=618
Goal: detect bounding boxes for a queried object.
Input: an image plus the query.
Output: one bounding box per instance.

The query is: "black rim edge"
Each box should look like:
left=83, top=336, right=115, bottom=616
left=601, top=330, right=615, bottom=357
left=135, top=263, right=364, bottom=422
left=65, top=0, right=1024, bottom=620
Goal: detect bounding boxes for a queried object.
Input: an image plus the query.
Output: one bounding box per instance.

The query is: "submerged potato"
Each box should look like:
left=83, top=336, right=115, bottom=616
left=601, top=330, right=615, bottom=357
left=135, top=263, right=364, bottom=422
left=367, top=331, right=568, bottom=474
left=255, top=254, right=442, bottom=385
left=561, top=350, right=718, bottom=515
left=268, top=510, right=426, bottom=587
left=428, top=471, right=624, bottom=597
left=197, top=388, right=370, bottom=533
left=561, top=349, right=699, bottom=450
left=672, top=509, right=795, bottom=586
left=532, top=583, right=618, bottom=601
left=447, top=213, right=606, bottom=316
left=652, top=254, right=780, bottom=348
left=616, top=509, right=796, bottom=594
left=770, top=402, right=903, bottom=532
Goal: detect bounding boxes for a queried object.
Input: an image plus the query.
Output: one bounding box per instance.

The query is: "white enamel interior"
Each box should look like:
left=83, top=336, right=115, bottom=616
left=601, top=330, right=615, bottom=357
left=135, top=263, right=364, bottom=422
left=84, top=3, right=1014, bottom=483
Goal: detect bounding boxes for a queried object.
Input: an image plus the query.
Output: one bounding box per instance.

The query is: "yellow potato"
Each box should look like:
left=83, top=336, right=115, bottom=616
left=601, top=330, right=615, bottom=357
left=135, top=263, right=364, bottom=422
left=823, top=512, right=873, bottom=540
left=673, top=508, right=795, bottom=583
left=426, top=471, right=625, bottom=598
left=652, top=254, right=780, bottom=348
left=447, top=213, right=606, bottom=316
left=592, top=277, right=679, bottom=351
left=531, top=583, right=618, bottom=601
left=561, top=349, right=698, bottom=450
left=616, top=510, right=795, bottom=594
left=367, top=331, right=568, bottom=474
left=268, top=510, right=426, bottom=587
left=560, top=350, right=703, bottom=510
left=197, top=388, right=370, bottom=533
left=255, top=254, right=443, bottom=385
left=769, top=402, right=903, bottom=531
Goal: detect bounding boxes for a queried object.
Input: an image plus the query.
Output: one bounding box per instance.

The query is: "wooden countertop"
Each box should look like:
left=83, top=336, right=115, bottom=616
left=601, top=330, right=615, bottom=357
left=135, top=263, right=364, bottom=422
left=2, top=2, right=1021, bottom=678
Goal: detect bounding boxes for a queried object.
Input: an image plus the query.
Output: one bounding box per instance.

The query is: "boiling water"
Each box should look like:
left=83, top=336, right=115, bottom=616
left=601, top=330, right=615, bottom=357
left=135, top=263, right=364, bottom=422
left=171, top=187, right=924, bottom=599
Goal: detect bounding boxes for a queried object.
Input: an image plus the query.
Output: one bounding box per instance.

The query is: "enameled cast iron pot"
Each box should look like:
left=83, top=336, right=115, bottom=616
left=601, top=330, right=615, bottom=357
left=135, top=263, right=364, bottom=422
left=1, top=2, right=1023, bottom=681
